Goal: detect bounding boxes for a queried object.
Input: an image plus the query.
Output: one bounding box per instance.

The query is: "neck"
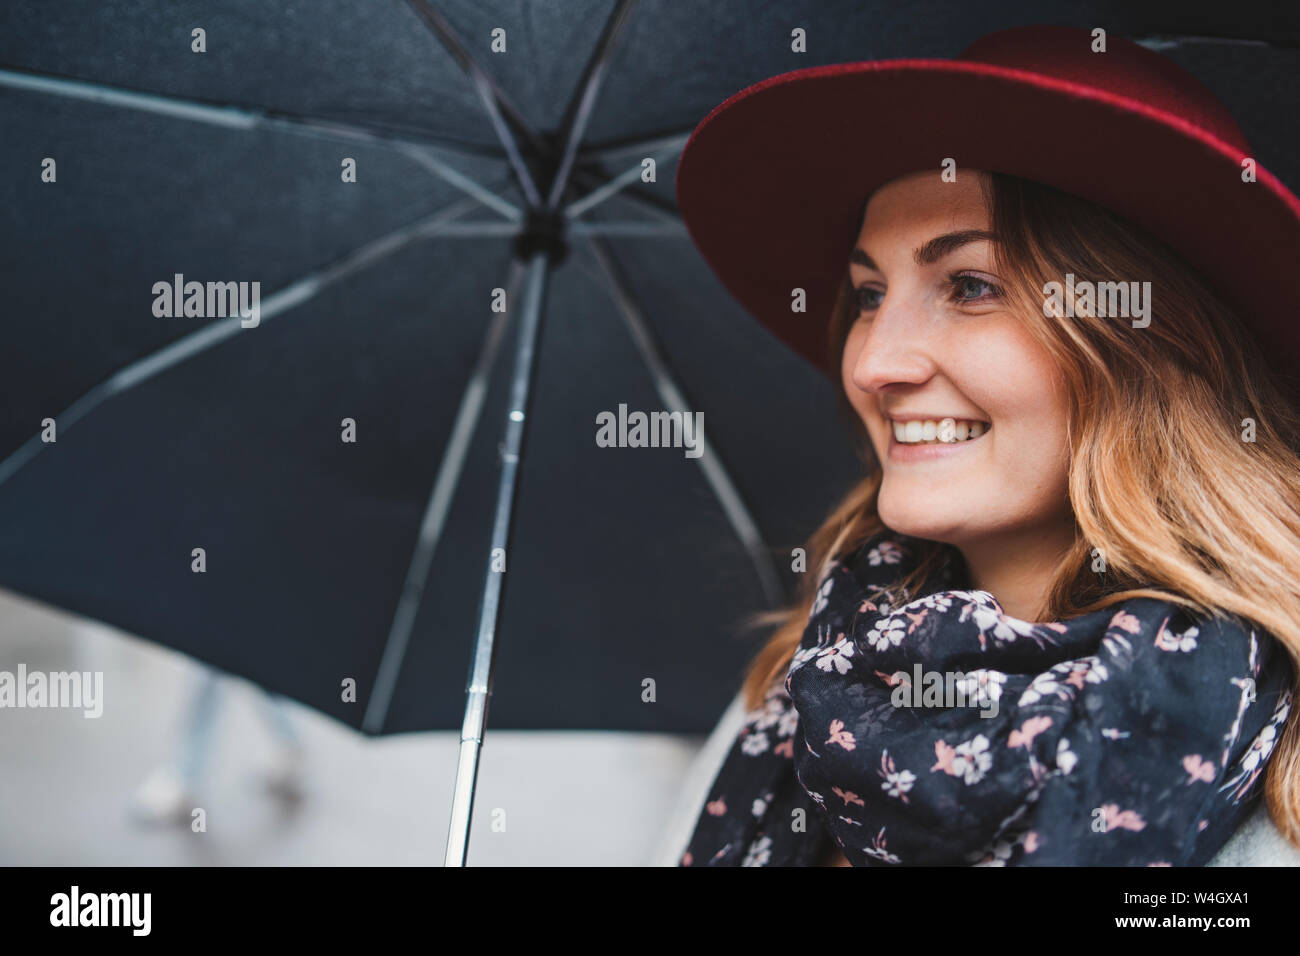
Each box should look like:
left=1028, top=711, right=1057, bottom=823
left=955, top=521, right=1077, bottom=623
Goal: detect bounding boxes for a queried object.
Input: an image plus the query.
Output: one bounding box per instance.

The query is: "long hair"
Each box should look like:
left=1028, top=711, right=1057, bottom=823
left=740, top=171, right=1300, bottom=849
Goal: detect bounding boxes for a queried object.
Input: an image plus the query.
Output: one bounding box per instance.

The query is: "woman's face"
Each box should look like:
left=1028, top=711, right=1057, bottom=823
left=842, top=170, right=1074, bottom=550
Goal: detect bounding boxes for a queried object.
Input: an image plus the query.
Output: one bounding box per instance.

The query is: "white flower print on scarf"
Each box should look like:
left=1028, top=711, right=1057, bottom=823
left=815, top=634, right=855, bottom=674
left=741, top=834, right=773, bottom=866
left=866, top=540, right=905, bottom=566
left=932, top=733, right=993, bottom=786
left=810, top=573, right=834, bottom=620
left=865, top=615, right=907, bottom=651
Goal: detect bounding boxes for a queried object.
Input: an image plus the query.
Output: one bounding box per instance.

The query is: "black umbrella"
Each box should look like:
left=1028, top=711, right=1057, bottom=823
left=2, top=1, right=1297, bottom=863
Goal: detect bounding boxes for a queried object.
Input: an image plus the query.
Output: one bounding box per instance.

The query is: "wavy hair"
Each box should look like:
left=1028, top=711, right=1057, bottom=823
left=740, top=171, right=1300, bottom=849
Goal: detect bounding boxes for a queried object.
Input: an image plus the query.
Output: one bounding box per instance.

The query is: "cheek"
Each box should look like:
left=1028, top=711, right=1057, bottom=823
left=976, top=327, right=1073, bottom=492
left=985, top=329, right=1068, bottom=436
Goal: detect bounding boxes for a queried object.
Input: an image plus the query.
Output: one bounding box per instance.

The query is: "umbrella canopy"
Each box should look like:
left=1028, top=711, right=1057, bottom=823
left=1, top=1, right=1297, bottom=745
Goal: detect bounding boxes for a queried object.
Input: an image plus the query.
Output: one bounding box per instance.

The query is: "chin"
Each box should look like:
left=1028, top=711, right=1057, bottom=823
left=876, top=494, right=961, bottom=545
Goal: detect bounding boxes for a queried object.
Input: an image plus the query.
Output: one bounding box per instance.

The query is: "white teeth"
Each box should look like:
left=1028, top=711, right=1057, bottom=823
left=891, top=417, right=989, bottom=444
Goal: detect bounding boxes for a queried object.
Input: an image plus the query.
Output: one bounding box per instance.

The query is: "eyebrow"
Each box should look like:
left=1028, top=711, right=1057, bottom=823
left=849, top=229, right=998, bottom=271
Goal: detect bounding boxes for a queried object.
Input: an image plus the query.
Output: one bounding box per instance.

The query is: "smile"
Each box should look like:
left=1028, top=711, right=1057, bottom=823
left=891, top=417, right=989, bottom=444
left=887, top=416, right=991, bottom=463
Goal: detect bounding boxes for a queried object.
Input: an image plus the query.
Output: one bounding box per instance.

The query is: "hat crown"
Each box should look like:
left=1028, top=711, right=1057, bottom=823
left=958, top=26, right=1251, bottom=154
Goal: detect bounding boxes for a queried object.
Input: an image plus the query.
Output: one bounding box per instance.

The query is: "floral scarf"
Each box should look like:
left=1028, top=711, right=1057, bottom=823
left=680, top=530, right=1294, bottom=866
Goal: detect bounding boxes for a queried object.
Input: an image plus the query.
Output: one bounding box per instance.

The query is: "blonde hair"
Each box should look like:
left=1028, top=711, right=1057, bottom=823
left=741, top=171, right=1300, bottom=849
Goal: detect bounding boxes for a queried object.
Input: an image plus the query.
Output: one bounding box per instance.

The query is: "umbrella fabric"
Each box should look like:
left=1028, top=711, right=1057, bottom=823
left=0, top=1, right=1297, bottom=736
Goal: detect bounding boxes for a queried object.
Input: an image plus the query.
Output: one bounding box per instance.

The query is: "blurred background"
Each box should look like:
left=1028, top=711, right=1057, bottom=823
left=0, top=588, right=700, bottom=864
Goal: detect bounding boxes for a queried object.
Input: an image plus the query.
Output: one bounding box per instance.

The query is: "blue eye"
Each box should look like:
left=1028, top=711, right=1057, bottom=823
left=854, top=285, right=884, bottom=312
left=854, top=274, right=1000, bottom=313
left=950, top=273, right=1000, bottom=303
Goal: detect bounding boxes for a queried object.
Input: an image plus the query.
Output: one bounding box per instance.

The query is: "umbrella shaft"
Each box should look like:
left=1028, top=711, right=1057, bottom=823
left=444, top=252, right=552, bottom=866
left=443, top=735, right=483, bottom=866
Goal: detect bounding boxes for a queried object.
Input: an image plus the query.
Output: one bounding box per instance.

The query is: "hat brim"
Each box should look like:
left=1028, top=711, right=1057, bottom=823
left=676, top=59, right=1300, bottom=394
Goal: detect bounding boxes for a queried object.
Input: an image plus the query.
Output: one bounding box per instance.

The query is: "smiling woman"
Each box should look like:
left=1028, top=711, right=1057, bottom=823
left=672, top=24, right=1300, bottom=867
left=675, top=166, right=1300, bottom=868
left=838, top=171, right=1078, bottom=623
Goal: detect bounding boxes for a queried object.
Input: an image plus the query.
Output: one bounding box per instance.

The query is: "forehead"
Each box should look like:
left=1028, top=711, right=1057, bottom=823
left=856, top=170, right=991, bottom=241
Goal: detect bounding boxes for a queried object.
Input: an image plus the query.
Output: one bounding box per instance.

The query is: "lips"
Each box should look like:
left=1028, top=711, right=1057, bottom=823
left=887, top=420, right=990, bottom=463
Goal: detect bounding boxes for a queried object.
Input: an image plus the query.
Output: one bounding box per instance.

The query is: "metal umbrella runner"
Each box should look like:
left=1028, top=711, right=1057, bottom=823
left=1, top=1, right=1297, bottom=865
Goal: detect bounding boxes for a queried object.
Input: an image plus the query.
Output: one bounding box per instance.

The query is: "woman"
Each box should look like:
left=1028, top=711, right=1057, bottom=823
left=666, top=25, right=1300, bottom=866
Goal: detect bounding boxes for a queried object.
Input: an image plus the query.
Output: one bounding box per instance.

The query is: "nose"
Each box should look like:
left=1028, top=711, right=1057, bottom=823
left=846, top=290, right=937, bottom=395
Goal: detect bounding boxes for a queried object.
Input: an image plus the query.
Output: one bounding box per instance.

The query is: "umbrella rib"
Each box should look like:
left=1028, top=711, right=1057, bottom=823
left=0, top=66, right=519, bottom=217
left=582, top=236, right=786, bottom=607
left=573, top=173, right=684, bottom=225
left=0, top=192, right=495, bottom=490
left=391, top=143, right=522, bottom=221
left=1131, top=33, right=1297, bottom=50
left=402, top=0, right=546, bottom=209
left=420, top=221, right=523, bottom=237
left=569, top=221, right=686, bottom=238
left=545, top=0, right=639, bottom=210
left=564, top=136, right=687, bottom=219
left=361, top=256, right=527, bottom=735
left=0, top=65, right=505, bottom=161
left=578, top=126, right=698, bottom=161
left=397, top=0, right=548, bottom=153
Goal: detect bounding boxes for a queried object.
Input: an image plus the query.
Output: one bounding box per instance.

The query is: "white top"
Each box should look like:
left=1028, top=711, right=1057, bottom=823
left=652, top=686, right=1300, bottom=866
left=651, top=687, right=751, bottom=866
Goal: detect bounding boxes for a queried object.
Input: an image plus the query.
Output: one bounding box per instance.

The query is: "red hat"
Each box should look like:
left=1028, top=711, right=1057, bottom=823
left=675, top=25, right=1300, bottom=391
